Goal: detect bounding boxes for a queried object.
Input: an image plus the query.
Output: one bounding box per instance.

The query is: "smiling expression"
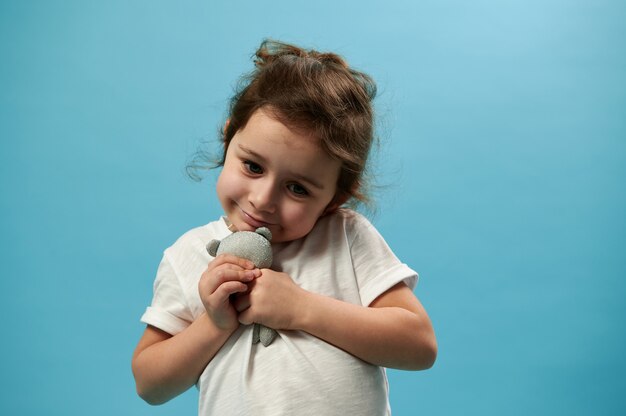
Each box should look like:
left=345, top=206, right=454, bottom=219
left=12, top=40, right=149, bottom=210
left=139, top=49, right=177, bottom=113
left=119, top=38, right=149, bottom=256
left=216, top=108, right=342, bottom=243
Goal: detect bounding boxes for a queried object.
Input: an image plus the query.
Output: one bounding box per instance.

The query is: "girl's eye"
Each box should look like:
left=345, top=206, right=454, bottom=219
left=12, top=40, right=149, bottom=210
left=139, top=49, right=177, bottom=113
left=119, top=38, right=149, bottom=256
left=288, top=183, right=309, bottom=196
left=243, top=161, right=263, bottom=175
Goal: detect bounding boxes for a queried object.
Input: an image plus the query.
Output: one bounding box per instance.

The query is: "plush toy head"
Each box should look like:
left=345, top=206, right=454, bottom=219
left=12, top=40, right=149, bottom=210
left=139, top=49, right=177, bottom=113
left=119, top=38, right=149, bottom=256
left=206, top=227, right=273, bottom=268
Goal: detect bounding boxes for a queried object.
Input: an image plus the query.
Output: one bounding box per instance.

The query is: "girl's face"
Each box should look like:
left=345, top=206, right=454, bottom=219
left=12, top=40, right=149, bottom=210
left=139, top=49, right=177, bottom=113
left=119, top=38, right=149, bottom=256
left=216, top=108, right=342, bottom=243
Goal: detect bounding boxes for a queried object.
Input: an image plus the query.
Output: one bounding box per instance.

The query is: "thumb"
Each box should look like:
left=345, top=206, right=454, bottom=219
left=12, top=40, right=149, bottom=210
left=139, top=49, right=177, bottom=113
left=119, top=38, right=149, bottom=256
left=238, top=308, right=254, bottom=326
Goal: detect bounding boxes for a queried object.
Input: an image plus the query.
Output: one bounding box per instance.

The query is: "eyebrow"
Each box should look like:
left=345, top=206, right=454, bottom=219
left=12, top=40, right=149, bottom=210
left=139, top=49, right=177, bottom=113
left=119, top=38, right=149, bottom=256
left=237, top=143, right=326, bottom=190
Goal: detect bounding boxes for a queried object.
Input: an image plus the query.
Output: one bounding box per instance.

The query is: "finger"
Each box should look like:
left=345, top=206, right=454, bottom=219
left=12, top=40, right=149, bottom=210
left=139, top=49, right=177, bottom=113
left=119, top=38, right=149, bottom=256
left=217, top=269, right=256, bottom=290
left=212, top=281, right=249, bottom=305
left=201, top=268, right=258, bottom=294
left=233, top=294, right=251, bottom=313
left=238, top=308, right=254, bottom=326
left=210, top=254, right=256, bottom=270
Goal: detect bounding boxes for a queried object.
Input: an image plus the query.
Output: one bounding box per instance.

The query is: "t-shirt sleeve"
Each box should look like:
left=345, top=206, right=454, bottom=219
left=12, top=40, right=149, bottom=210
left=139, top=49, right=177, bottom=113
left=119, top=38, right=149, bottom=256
left=140, top=252, right=193, bottom=335
left=349, top=215, right=418, bottom=307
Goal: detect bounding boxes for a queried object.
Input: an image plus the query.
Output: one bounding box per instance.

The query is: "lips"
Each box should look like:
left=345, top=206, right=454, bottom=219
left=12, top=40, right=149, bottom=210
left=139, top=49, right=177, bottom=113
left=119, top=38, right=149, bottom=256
left=238, top=206, right=274, bottom=229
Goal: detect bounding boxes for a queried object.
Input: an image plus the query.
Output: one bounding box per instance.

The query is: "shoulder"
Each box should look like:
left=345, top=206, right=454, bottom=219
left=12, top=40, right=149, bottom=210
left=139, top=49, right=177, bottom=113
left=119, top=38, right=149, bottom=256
left=318, top=209, right=404, bottom=259
left=319, top=208, right=373, bottom=230
left=313, top=209, right=418, bottom=300
left=317, top=208, right=380, bottom=241
left=294, top=209, right=386, bottom=256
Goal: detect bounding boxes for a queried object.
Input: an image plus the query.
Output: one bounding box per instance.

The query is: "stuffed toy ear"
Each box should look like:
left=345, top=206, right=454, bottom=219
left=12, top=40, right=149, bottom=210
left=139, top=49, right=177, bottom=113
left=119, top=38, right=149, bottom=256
left=255, top=227, right=272, bottom=241
left=206, top=239, right=220, bottom=257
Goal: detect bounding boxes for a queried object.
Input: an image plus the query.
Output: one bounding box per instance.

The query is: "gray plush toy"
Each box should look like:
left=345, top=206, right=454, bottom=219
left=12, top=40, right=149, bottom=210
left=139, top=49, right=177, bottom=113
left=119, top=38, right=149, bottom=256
left=206, top=227, right=278, bottom=347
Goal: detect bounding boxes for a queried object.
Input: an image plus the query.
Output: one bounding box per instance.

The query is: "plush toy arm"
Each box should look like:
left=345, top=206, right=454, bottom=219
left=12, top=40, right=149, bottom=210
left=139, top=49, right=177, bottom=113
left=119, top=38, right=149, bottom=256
left=206, top=240, right=220, bottom=257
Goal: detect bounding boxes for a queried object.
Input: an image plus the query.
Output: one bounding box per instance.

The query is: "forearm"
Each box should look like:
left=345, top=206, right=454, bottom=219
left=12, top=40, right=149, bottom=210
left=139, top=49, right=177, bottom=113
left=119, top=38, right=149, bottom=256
left=295, top=290, right=437, bottom=370
left=132, top=313, right=236, bottom=405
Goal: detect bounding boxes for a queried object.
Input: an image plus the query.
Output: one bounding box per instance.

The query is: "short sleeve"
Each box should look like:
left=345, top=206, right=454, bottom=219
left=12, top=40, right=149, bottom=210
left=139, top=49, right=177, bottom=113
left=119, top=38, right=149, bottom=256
left=140, top=252, right=193, bottom=335
left=348, top=215, right=418, bottom=306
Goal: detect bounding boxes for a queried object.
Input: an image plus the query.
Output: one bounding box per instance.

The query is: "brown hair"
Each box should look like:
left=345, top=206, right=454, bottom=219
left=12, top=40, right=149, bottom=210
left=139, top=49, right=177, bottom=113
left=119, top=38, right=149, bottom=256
left=191, top=39, right=377, bottom=206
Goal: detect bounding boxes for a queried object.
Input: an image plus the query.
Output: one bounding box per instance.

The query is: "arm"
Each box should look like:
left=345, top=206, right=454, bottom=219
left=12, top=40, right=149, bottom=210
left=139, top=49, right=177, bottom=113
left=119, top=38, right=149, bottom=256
left=131, top=314, right=235, bottom=405
left=236, top=272, right=437, bottom=370
left=299, top=282, right=437, bottom=370
left=132, top=254, right=260, bottom=405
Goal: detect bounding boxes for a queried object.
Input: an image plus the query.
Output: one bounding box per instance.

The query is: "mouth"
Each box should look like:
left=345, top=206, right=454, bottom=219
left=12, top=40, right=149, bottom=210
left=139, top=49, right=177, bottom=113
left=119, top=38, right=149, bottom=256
left=238, top=206, right=275, bottom=229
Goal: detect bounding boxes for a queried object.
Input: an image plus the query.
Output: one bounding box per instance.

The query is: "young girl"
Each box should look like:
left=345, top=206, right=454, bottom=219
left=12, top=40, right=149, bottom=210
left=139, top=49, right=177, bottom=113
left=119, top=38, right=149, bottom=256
left=132, top=40, right=437, bottom=415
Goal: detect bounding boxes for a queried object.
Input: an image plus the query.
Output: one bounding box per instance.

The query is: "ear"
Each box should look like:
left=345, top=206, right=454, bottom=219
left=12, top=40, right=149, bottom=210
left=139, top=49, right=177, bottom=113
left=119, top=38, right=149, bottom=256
left=222, top=119, right=232, bottom=155
left=323, top=193, right=349, bottom=216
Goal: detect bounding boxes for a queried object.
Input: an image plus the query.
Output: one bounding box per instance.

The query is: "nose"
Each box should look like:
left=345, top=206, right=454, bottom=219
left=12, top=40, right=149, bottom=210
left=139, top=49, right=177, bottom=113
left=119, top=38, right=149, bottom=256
left=249, top=178, right=277, bottom=213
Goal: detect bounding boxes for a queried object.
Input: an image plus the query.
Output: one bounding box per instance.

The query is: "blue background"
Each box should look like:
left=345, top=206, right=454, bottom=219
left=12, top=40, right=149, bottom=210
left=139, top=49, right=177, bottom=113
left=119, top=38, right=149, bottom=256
left=1, top=1, right=624, bottom=414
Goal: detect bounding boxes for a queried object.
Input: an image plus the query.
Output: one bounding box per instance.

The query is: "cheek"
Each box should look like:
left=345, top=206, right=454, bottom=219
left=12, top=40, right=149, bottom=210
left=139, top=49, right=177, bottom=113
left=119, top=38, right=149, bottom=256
left=216, top=165, right=242, bottom=198
left=283, top=201, right=327, bottom=228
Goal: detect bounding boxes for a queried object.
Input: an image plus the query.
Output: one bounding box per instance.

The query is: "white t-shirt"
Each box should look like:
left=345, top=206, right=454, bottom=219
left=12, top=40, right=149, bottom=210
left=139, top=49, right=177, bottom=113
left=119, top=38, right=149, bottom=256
left=141, top=209, right=418, bottom=415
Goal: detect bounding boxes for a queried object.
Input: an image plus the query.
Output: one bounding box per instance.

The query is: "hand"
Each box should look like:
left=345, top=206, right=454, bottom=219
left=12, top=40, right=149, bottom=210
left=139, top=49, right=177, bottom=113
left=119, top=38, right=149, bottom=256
left=198, top=254, right=261, bottom=331
left=234, top=269, right=306, bottom=331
